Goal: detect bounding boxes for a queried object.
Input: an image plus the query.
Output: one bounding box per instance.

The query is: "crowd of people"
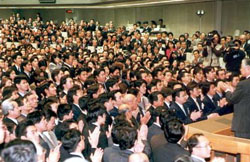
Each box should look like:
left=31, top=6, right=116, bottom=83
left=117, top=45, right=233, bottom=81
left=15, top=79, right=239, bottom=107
left=0, top=12, right=249, bottom=162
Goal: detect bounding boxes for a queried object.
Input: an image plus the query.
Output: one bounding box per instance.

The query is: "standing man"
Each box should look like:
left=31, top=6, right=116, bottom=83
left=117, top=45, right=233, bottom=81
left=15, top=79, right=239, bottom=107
left=222, top=58, right=250, bottom=139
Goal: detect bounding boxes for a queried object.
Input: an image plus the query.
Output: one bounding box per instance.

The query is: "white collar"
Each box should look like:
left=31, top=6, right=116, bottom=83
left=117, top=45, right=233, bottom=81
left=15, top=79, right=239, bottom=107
left=8, top=117, right=18, bottom=125
left=191, top=155, right=206, bottom=162
left=207, top=94, right=214, bottom=101
left=70, top=152, right=85, bottom=159
left=153, top=122, right=161, bottom=128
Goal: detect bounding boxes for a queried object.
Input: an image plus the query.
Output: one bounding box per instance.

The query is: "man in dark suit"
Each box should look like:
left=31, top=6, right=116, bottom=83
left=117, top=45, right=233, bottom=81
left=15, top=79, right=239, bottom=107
left=222, top=58, right=250, bottom=139
left=147, top=91, right=164, bottom=127
left=170, top=88, right=201, bottom=124
left=67, top=85, right=84, bottom=121
left=201, top=82, right=220, bottom=117
left=147, top=106, right=164, bottom=141
left=86, top=104, right=108, bottom=149
left=62, top=53, right=75, bottom=78
left=161, top=87, right=173, bottom=110
left=11, top=52, right=22, bottom=75
left=2, top=100, right=20, bottom=126
left=27, top=111, right=50, bottom=157
left=152, top=118, right=189, bottom=162
left=20, top=60, right=34, bottom=84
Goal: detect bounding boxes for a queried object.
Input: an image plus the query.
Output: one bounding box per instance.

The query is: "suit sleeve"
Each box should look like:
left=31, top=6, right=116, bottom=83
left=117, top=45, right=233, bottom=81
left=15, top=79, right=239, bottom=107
left=225, top=82, right=243, bottom=104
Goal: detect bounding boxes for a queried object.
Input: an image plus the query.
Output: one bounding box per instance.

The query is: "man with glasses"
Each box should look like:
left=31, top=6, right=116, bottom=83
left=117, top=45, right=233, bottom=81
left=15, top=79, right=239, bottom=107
left=187, top=133, right=211, bottom=162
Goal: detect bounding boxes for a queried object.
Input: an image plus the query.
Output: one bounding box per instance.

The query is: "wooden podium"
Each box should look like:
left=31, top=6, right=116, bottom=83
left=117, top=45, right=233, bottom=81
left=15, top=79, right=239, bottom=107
left=187, top=114, right=250, bottom=162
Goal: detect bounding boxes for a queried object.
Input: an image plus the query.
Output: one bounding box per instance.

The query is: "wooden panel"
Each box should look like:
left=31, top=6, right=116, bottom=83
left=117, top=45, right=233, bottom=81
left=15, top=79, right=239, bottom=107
left=188, top=114, right=250, bottom=162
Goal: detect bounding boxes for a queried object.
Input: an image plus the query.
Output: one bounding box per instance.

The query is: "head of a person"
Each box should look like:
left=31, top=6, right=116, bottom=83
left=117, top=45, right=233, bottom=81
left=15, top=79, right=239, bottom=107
left=173, top=88, right=188, bottom=104
left=61, top=129, right=85, bottom=153
left=187, top=133, right=211, bottom=159
left=87, top=104, right=106, bottom=124
left=163, top=119, right=185, bottom=143
left=57, top=104, right=73, bottom=121
left=148, top=91, right=164, bottom=107
left=26, top=111, right=47, bottom=133
left=2, top=100, right=20, bottom=119
left=128, top=153, right=149, bottom=162
left=117, top=126, right=137, bottom=150
left=1, top=139, right=37, bottom=162
left=240, top=59, right=250, bottom=77
left=14, top=75, right=29, bottom=92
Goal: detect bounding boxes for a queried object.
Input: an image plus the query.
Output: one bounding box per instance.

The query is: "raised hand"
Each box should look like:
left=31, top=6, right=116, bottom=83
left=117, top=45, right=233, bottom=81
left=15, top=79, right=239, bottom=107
left=88, top=127, right=101, bottom=148
left=140, top=111, right=151, bottom=125
left=90, top=148, right=104, bottom=162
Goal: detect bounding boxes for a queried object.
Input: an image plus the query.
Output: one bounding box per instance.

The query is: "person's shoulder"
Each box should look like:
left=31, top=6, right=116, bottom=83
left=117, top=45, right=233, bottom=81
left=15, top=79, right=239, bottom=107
left=64, top=157, right=88, bottom=162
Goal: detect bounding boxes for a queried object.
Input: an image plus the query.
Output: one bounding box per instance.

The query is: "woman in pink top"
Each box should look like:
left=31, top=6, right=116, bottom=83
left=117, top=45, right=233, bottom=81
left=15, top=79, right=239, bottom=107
left=166, top=41, right=177, bottom=60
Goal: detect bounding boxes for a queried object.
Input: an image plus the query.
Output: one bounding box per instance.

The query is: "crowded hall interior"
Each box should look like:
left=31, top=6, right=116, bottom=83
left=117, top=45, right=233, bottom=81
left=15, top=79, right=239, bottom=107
left=0, top=0, right=249, bottom=162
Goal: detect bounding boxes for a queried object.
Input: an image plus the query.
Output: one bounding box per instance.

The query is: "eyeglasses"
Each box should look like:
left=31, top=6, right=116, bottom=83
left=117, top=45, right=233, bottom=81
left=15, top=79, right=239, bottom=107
left=195, top=144, right=211, bottom=149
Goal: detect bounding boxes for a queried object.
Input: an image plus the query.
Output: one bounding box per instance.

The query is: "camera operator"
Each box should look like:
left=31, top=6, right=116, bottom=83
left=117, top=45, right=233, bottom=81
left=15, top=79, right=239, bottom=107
left=202, top=32, right=222, bottom=67
left=224, top=39, right=245, bottom=75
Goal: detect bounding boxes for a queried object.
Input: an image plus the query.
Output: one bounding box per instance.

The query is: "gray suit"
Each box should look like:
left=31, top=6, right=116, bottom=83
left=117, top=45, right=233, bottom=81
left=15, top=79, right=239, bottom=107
left=225, top=77, right=250, bottom=138
left=191, top=156, right=204, bottom=162
left=103, top=145, right=120, bottom=162
left=148, top=123, right=163, bottom=142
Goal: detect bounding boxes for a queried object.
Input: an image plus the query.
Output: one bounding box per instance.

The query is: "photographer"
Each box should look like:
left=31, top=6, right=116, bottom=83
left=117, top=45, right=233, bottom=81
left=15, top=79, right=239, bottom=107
left=202, top=32, right=222, bottom=67
left=224, top=40, right=245, bottom=74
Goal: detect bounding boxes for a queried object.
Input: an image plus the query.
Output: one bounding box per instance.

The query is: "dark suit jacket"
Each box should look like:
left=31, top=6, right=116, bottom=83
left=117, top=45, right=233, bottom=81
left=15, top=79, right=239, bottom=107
left=11, top=65, right=22, bottom=75
left=147, top=123, right=163, bottom=142
left=109, top=107, right=119, bottom=117
left=21, top=71, right=35, bottom=84
left=202, top=95, right=220, bottom=116
left=225, top=77, right=250, bottom=133
left=72, top=104, right=84, bottom=121
left=184, top=97, right=207, bottom=121
left=3, top=117, right=18, bottom=126
left=152, top=142, right=189, bottom=162
left=170, top=102, right=193, bottom=124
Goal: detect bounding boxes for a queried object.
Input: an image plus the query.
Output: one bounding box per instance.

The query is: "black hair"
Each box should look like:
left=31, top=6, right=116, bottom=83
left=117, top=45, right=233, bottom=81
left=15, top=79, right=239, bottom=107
left=61, top=129, right=82, bottom=153
left=26, top=111, right=44, bottom=125
left=163, top=119, right=185, bottom=143
left=57, top=104, right=72, bottom=121
left=187, top=133, right=204, bottom=153
left=15, top=120, right=34, bottom=138
left=117, top=126, right=137, bottom=150
left=67, top=85, right=81, bottom=104
left=87, top=103, right=106, bottom=123
left=14, top=75, right=28, bottom=85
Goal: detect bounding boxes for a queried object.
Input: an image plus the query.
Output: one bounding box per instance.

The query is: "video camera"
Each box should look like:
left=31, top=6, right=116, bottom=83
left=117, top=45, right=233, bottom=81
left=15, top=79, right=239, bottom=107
left=204, top=32, right=214, bottom=46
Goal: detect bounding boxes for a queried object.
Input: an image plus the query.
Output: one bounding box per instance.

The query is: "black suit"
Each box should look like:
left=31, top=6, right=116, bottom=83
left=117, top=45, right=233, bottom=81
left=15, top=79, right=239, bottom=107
left=184, top=97, right=207, bottom=121
left=12, top=65, right=22, bottom=75
left=3, top=117, right=18, bottom=126
left=202, top=95, right=220, bottom=116
left=21, top=71, right=34, bottom=84
left=170, top=102, right=193, bottom=124
left=152, top=142, right=189, bottom=162
left=225, top=77, right=250, bottom=138
left=109, top=107, right=119, bottom=117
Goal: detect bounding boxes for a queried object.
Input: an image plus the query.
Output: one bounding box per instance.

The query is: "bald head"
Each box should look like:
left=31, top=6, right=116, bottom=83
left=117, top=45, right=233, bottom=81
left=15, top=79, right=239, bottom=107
left=128, top=153, right=149, bottom=162
left=239, top=34, right=246, bottom=44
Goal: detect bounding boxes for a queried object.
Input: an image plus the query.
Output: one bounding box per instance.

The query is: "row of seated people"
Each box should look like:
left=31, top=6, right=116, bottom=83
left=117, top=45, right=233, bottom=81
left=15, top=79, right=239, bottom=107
left=0, top=13, right=247, bottom=162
